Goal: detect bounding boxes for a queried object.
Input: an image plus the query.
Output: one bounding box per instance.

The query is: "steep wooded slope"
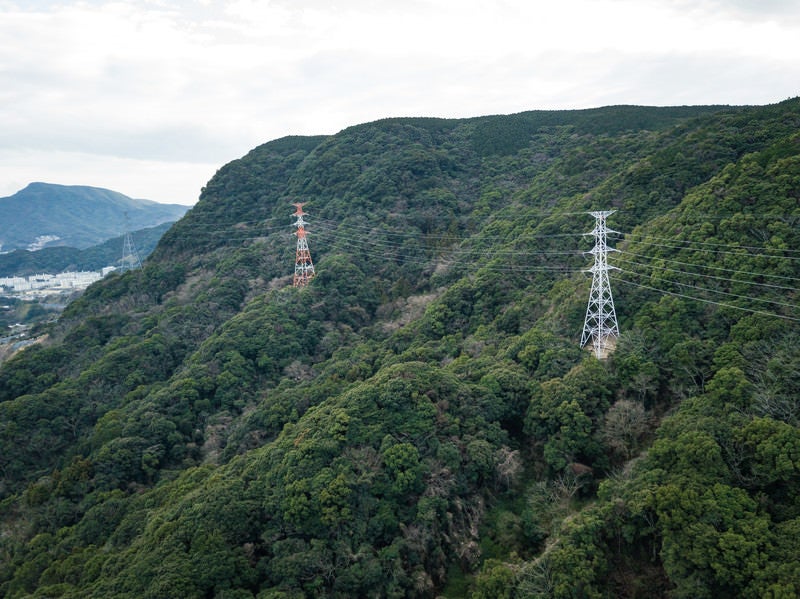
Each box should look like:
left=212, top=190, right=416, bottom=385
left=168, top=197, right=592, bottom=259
left=0, top=101, right=798, bottom=598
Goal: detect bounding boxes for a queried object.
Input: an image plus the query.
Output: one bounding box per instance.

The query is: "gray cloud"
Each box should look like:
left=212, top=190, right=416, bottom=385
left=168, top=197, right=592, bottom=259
left=662, top=0, right=800, bottom=22
left=1, top=0, right=798, bottom=204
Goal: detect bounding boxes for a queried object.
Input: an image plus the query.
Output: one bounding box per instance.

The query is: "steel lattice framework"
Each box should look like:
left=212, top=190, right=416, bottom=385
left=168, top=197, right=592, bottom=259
left=580, top=210, right=619, bottom=359
left=120, top=214, right=142, bottom=271
left=292, top=202, right=315, bottom=287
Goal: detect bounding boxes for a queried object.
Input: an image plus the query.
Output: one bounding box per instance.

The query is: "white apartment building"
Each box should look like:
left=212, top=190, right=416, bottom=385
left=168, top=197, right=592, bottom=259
left=0, top=269, right=111, bottom=296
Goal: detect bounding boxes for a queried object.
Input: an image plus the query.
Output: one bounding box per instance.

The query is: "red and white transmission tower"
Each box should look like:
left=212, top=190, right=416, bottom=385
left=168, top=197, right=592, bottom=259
left=292, top=202, right=315, bottom=287
left=580, top=210, right=620, bottom=359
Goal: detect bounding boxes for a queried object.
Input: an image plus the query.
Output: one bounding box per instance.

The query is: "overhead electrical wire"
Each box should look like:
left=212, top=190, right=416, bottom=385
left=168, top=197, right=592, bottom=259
left=160, top=219, right=586, bottom=265
left=610, top=231, right=800, bottom=260
left=170, top=215, right=558, bottom=239
left=313, top=217, right=584, bottom=240
left=159, top=216, right=797, bottom=279
left=147, top=209, right=800, bottom=322
left=617, top=249, right=800, bottom=283
left=313, top=230, right=586, bottom=259
left=617, top=267, right=799, bottom=311
left=611, top=230, right=800, bottom=256
left=613, top=276, right=800, bottom=323
left=614, top=254, right=800, bottom=293
left=309, top=226, right=582, bottom=274
left=311, top=225, right=587, bottom=266
left=313, top=220, right=799, bottom=321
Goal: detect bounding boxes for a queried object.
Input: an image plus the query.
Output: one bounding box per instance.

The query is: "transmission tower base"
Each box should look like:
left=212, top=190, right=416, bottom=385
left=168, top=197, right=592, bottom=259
left=585, top=335, right=617, bottom=360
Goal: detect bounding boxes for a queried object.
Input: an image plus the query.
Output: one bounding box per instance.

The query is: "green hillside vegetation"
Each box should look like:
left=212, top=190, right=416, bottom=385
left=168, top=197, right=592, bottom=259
left=0, top=222, right=174, bottom=278
left=1, top=101, right=799, bottom=598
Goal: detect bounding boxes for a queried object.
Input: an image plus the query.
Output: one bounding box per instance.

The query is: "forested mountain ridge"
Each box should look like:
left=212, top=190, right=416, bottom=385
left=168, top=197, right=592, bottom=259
left=0, top=222, right=174, bottom=277
left=1, top=100, right=799, bottom=598
left=0, top=183, right=188, bottom=251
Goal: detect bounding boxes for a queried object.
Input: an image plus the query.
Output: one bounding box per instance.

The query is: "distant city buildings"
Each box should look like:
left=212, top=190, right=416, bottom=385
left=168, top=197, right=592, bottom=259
left=0, top=267, right=116, bottom=297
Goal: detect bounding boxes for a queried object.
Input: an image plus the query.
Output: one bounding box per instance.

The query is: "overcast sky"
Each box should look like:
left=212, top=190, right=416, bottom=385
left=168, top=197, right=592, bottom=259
left=1, top=0, right=799, bottom=205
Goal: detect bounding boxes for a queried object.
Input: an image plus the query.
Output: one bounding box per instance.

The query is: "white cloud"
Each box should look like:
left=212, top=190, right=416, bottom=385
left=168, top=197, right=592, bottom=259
left=1, top=0, right=798, bottom=204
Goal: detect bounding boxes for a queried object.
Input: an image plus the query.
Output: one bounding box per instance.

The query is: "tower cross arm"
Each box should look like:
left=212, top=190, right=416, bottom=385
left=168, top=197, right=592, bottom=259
left=580, top=210, right=620, bottom=360
left=290, top=202, right=315, bottom=287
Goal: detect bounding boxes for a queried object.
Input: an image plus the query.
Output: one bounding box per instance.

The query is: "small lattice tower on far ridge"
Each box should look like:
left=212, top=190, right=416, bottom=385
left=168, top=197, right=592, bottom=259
left=292, top=202, right=315, bottom=287
left=120, top=212, right=142, bottom=272
left=580, top=210, right=620, bottom=360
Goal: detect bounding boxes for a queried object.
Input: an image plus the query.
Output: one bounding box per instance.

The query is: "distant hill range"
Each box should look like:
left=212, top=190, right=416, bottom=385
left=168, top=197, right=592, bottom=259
left=0, top=182, right=189, bottom=252
left=0, top=221, right=174, bottom=277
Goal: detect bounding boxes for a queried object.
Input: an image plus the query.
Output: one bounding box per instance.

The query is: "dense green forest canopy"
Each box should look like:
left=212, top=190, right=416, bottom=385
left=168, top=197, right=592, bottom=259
left=1, top=100, right=799, bottom=598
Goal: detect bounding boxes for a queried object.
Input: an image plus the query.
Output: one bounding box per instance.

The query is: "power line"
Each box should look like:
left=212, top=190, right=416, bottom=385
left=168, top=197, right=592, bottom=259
left=613, top=275, right=800, bottom=323
left=617, top=249, right=800, bottom=283
left=619, top=267, right=799, bottom=311
left=614, top=255, right=800, bottom=294
left=611, top=231, right=800, bottom=261
left=314, top=217, right=585, bottom=240
left=141, top=210, right=800, bottom=327
left=613, top=230, right=800, bottom=255
left=157, top=220, right=798, bottom=295
left=140, top=220, right=800, bottom=287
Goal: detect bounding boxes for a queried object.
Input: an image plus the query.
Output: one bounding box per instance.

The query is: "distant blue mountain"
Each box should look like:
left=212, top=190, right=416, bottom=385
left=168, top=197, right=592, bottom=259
left=0, top=182, right=189, bottom=251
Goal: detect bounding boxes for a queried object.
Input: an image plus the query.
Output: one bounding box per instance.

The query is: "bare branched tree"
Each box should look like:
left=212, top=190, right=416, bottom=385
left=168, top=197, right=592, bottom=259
left=601, top=399, right=650, bottom=460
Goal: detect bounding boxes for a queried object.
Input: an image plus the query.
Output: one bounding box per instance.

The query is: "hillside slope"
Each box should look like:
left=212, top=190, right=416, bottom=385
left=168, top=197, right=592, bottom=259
left=0, top=101, right=798, bottom=598
left=0, top=222, right=174, bottom=277
left=0, top=182, right=188, bottom=251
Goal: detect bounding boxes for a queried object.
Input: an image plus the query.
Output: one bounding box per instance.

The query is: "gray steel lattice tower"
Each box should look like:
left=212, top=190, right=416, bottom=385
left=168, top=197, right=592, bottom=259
left=121, top=214, right=142, bottom=272
left=580, top=210, right=619, bottom=359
